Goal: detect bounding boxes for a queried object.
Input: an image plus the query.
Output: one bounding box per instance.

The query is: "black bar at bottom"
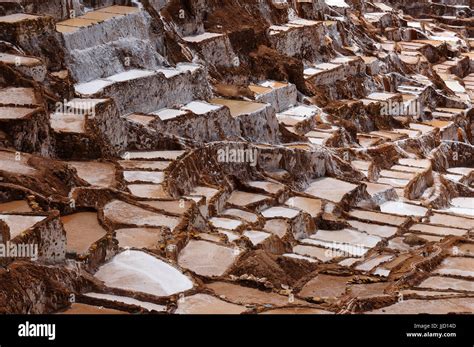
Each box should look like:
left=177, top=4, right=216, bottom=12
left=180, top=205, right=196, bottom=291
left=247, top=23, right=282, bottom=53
left=0, top=314, right=472, bottom=346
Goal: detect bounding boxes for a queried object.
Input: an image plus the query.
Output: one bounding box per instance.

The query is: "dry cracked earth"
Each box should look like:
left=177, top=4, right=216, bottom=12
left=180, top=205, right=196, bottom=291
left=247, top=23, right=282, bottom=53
left=0, top=0, right=473, bottom=315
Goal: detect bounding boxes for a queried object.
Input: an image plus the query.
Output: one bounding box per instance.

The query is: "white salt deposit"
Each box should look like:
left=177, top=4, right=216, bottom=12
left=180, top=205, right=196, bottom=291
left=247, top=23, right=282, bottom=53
left=75, top=79, right=113, bottom=95
left=94, top=250, right=193, bottom=296
left=182, top=101, right=221, bottom=115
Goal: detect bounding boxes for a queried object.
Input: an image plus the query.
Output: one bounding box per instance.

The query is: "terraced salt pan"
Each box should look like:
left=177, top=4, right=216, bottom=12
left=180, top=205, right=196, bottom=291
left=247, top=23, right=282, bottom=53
left=304, top=177, right=358, bottom=203
left=209, top=217, right=242, bottom=231
left=348, top=282, right=390, bottom=299
left=249, top=84, right=272, bottom=95
left=143, top=200, right=193, bottom=215
left=182, top=101, right=221, bottom=115
left=81, top=11, right=123, bottom=22
left=61, top=212, right=106, bottom=254
left=50, top=113, right=85, bottom=133
left=304, top=67, right=322, bottom=78
left=370, top=130, right=407, bottom=141
left=85, top=293, right=166, bottom=312
left=219, top=230, right=239, bottom=242
left=409, top=123, right=435, bottom=134
left=151, top=108, right=187, bottom=121
left=197, top=233, right=222, bottom=243
left=207, top=281, right=303, bottom=307
left=445, top=80, right=465, bottom=93
left=103, top=200, right=180, bottom=230
left=74, top=69, right=156, bottom=95
left=447, top=167, right=473, bottom=176
left=175, top=294, right=246, bottom=314
left=351, top=160, right=371, bottom=172
left=310, top=228, right=382, bottom=248
left=409, top=223, right=467, bottom=237
left=95, top=250, right=193, bottom=296
left=123, top=171, right=165, bottom=184
left=264, top=219, right=289, bottom=239
left=390, top=165, right=425, bottom=173
left=444, top=197, right=474, bottom=216
left=434, top=257, right=474, bottom=278
left=127, top=184, right=171, bottom=199
left=189, top=186, right=220, bottom=203
left=306, top=131, right=332, bottom=139
left=369, top=298, right=474, bottom=314
left=299, top=274, right=351, bottom=298
left=0, top=87, right=38, bottom=106
left=0, top=151, right=37, bottom=176
left=399, top=289, right=467, bottom=299
left=418, top=276, right=474, bottom=292
left=373, top=268, right=391, bottom=277
left=261, top=206, right=300, bottom=219
left=210, top=98, right=266, bottom=117
left=293, top=244, right=338, bottom=262
left=349, top=209, right=408, bottom=226
left=115, top=228, right=163, bottom=249
left=221, top=209, right=259, bottom=224
left=178, top=240, right=240, bottom=277
left=365, top=182, right=396, bottom=201
left=367, top=92, right=399, bottom=101
left=429, top=213, right=474, bottom=229
left=58, top=18, right=98, bottom=28
left=96, top=5, right=140, bottom=15
left=355, top=255, right=394, bottom=272
left=339, top=258, right=360, bottom=267
left=68, top=161, right=116, bottom=188
left=0, top=214, right=45, bottom=239
left=127, top=114, right=155, bottom=126
left=347, top=220, right=397, bottom=238
left=303, top=237, right=369, bottom=257
left=379, top=170, right=415, bottom=180
left=182, top=32, right=223, bottom=43
left=280, top=105, right=319, bottom=118
left=393, top=128, right=422, bottom=139
left=444, top=174, right=464, bottom=183
left=380, top=201, right=428, bottom=217
left=247, top=181, right=285, bottom=195
left=56, top=25, right=80, bottom=34
left=387, top=237, right=418, bottom=252
left=285, top=197, right=322, bottom=218
left=118, top=160, right=170, bottom=171
left=75, top=79, right=113, bottom=95
left=227, top=191, right=270, bottom=207
left=260, top=80, right=288, bottom=89
left=243, top=230, right=271, bottom=246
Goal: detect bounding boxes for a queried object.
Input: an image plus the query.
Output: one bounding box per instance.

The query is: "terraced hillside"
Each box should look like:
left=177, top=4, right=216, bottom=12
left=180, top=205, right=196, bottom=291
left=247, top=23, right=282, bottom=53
left=0, top=0, right=473, bottom=314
